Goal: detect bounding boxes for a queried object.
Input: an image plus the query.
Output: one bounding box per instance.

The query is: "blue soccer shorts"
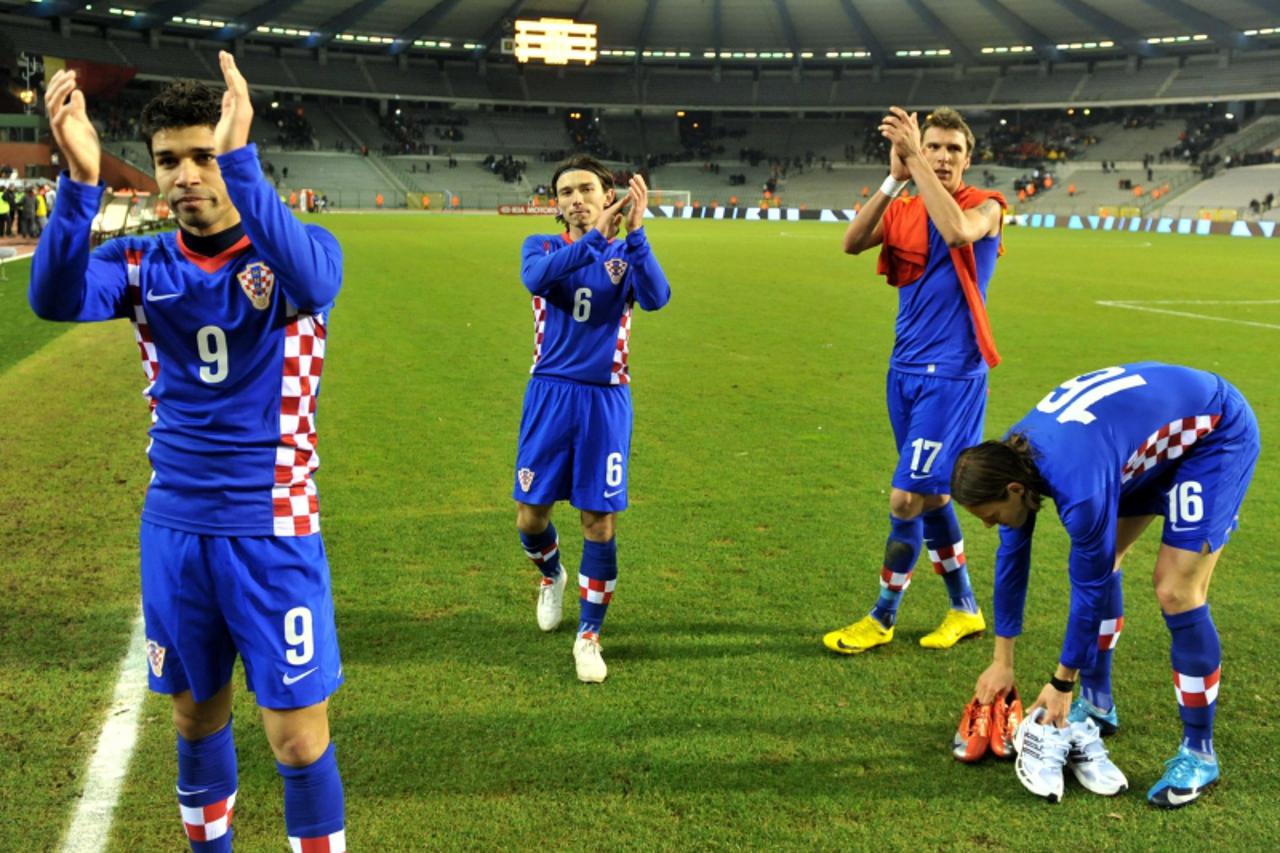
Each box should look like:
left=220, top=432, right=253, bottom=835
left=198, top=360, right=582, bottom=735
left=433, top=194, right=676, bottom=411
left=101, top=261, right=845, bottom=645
left=1118, top=382, right=1260, bottom=553
left=513, top=375, right=632, bottom=513
left=140, top=521, right=344, bottom=710
left=886, top=368, right=988, bottom=495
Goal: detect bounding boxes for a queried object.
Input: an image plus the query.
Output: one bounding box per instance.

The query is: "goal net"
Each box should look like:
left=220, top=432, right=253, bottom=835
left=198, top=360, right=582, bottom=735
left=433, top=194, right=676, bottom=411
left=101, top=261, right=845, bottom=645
left=646, top=189, right=691, bottom=208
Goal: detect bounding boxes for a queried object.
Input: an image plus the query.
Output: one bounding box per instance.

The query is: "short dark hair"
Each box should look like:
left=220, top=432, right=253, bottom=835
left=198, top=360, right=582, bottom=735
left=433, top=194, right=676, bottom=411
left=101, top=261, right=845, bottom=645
left=950, top=433, right=1047, bottom=509
left=922, top=106, right=976, bottom=157
left=140, top=80, right=223, bottom=152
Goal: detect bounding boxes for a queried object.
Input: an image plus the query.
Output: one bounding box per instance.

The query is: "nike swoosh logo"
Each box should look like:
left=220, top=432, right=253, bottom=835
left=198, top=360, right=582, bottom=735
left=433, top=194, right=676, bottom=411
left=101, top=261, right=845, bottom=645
left=175, top=786, right=209, bottom=796
left=282, top=667, right=318, bottom=686
left=146, top=289, right=181, bottom=302
left=1163, top=787, right=1200, bottom=806
left=910, top=473, right=930, bottom=479
left=1170, top=523, right=1198, bottom=532
left=836, top=639, right=860, bottom=650
left=603, top=488, right=624, bottom=498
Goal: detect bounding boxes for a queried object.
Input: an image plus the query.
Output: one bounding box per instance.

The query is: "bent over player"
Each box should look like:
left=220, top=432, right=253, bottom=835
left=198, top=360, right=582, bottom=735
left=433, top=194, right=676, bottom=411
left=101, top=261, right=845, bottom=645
left=952, top=363, right=1259, bottom=806
left=824, top=107, right=1006, bottom=654
left=513, top=155, right=671, bottom=683
left=31, top=57, right=347, bottom=850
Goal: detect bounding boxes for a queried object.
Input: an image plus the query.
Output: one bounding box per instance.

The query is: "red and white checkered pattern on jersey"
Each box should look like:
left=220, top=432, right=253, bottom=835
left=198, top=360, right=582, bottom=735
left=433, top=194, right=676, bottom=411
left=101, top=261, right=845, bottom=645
left=289, top=829, right=346, bottom=853
left=1121, top=415, right=1222, bottom=484
left=125, top=249, right=160, bottom=416
left=879, top=566, right=912, bottom=593
left=579, top=573, right=616, bottom=605
left=524, top=537, right=559, bottom=567
left=610, top=306, right=633, bottom=385
left=273, top=311, right=326, bottom=536
left=180, top=792, right=236, bottom=842
left=928, top=542, right=966, bottom=575
left=529, top=296, right=547, bottom=373
left=1098, top=616, right=1124, bottom=651
left=1173, top=666, right=1220, bottom=708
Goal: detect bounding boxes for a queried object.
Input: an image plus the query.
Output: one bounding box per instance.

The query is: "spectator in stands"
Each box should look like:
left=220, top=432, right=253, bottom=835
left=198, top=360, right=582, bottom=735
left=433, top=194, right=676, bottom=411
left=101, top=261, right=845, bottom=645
left=0, top=189, right=10, bottom=237
left=22, top=188, right=38, bottom=238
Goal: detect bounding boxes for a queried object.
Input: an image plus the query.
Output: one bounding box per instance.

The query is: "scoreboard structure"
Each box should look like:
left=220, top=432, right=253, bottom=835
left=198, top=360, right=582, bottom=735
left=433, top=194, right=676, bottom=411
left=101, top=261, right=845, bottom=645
left=510, top=17, right=598, bottom=66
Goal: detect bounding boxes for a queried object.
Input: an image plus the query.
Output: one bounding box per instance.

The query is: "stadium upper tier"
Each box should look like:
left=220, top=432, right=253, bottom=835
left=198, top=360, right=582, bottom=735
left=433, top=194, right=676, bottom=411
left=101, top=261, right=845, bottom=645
left=10, top=18, right=1280, bottom=109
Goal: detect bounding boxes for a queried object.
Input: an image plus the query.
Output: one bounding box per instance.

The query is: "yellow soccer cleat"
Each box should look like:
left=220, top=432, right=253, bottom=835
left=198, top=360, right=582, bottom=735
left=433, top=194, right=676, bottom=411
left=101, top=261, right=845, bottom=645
left=823, top=615, right=894, bottom=654
left=920, top=609, right=986, bottom=649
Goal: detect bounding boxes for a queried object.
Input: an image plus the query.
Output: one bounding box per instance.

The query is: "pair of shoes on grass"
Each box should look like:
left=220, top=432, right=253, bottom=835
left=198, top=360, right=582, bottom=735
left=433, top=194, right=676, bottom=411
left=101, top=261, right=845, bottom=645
left=822, top=609, right=986, bottom=654
left=953, top=687, right=1023, bottom=762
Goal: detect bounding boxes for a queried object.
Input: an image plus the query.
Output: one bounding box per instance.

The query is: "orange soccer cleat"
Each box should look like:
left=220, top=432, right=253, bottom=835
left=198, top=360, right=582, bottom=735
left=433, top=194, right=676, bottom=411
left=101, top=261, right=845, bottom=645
left=990, top=685, right=1024, bottom=760
left=952, top=697, right=993, bottom=763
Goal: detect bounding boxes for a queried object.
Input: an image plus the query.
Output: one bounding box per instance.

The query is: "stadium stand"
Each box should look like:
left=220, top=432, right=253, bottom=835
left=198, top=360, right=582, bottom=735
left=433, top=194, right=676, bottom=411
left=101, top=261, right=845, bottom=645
left=1161, top=164, right=1280, bottom=218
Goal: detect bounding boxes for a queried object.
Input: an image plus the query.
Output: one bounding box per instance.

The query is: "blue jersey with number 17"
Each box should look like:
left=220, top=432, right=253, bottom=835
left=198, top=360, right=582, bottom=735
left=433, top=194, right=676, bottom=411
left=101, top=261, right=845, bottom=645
left=994, top=362, right=1234, bottom=668
left=520, top=227, right=670, bottom=386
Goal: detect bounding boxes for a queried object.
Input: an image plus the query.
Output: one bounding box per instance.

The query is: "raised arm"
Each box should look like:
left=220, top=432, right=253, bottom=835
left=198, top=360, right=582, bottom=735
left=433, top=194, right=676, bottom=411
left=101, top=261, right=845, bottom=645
left=520, top=230, right=605, bottom=295
left=619, top=176, right=670, bottom=311
left=213, top=52, right=341, bottom=310
left=29, top=69, right=129, bottom=322
left=841, top=141, right=908, bottom=255
left=880, top=107, right=1001, bottom=248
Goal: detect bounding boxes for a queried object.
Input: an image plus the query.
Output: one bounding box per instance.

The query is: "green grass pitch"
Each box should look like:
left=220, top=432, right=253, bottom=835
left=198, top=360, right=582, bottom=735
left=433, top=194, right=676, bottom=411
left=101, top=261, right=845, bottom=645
left=2, top=217, right=1278, bottom=851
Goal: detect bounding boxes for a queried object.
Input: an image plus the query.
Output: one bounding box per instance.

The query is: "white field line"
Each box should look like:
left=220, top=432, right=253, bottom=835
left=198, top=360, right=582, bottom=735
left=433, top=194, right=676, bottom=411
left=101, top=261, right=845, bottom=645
left=1096, top=299, right=1280, bottom=331
left=60, top=608, right=148, bottom=853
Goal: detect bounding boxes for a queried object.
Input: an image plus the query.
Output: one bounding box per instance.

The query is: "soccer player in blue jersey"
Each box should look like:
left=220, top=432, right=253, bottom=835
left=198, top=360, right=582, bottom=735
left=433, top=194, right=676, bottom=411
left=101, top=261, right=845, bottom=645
left=824, top=107, right=1005, bottom=655
left=32, top=56, right=347, bottom=850
left=513, top=155, right=671, bottom=683
left=952, top=363, right=1259, bottom=807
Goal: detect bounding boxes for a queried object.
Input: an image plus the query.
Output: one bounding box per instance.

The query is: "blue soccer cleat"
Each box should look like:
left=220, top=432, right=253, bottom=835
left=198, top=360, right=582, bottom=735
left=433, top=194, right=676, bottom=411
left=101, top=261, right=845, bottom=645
left=1147, top=746, right=1220, bottom=808
left=1068, top=696, right=1119, bottom=736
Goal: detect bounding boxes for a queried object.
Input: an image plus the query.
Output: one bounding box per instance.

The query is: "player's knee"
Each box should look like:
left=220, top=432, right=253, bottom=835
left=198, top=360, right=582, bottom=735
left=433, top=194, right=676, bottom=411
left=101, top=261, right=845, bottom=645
left=515, top=503, right=551, bottom=535
left=581, top=511, right=615, bottom=541
left=888, top=490, right=924, bottom=518
left=269, top=727, right=331, bottom=768
left=1153, top=576, right=1201, bottom=614
left=172, top=703, right=229, bottom=742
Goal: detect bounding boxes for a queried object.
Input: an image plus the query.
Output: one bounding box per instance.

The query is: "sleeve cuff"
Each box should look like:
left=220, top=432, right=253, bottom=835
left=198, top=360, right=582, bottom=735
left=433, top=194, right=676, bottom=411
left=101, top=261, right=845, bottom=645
left=215, top=142, right=261, bottom=178
left=625, top=226, right=648, bottom=247
left=57, top=172, right=106, bottom=217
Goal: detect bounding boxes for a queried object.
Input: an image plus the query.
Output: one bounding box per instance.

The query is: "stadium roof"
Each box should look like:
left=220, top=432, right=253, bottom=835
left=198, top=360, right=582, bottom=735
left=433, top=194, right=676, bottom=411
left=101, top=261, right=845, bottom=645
left=13, top=0, right=1280, bottom=66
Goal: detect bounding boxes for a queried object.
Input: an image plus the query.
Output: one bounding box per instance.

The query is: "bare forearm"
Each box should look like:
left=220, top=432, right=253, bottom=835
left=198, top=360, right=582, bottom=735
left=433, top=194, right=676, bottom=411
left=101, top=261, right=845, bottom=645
left=993, top=635, right=1016, bottom=667
left=842, top=191, right=890, bottom=254
left=905, top=153, right=972, bottom=246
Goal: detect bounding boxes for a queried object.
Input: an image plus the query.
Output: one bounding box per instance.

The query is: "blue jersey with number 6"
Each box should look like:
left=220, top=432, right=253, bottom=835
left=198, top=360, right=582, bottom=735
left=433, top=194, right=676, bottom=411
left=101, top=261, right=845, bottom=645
left=994, top=362, right=1258, bottom=669
left=520, top=227, right=670, bottom=386
left=28, top=144, right=341, bottom=537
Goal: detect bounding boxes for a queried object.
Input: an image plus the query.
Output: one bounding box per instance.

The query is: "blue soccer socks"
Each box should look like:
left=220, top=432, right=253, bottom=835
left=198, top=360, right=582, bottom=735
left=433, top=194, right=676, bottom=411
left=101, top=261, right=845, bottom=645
left=176, top=721, right=238, bottom=852
left=922, top=503, right=978, bottom=614
left=1166, top=604, right=1220, bottom=758
left=278, top=742, right=346, bottom=852
left=871, top=514, right=923, bottom=629
left=578, top=537, right=618, bottom=638
left=1081, top=570, right=1124, bottom=714
left=520, top=523, right=562, bottom=581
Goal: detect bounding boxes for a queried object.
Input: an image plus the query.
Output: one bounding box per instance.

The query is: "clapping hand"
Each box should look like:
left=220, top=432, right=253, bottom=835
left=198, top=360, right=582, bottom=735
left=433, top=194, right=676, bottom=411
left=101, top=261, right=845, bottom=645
left=44, top=69, right=100, bottom=185
left=214, top=51, right=253, bottom=155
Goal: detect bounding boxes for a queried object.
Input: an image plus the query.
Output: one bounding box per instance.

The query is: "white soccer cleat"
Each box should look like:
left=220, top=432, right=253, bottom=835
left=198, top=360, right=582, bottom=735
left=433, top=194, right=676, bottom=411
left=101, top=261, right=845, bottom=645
left=573, top=634, right=608, bottom=683
left=536, top=567, right=567, bottom=632
left=1013, top=708, right=1071, bottom=803
left=1067, top=718, right=1129, bottom=796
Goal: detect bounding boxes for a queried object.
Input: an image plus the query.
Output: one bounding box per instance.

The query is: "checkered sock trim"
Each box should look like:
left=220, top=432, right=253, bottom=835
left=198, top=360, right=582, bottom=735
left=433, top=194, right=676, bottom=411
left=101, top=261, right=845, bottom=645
left=579, top=573, right=616, bottom=604
left=289, top=829, right=346, bottom=853
left=879, top=566, right=912, bottom=593
left=524, top=538, right=560, bottom=569
left=927, top=541, right=966, bottom=575
left=180, top=792, right=236, bottom=842
left=1174, top=666, right=1220, bottom=708
left=1098, top=616, right=1124, bottom=650
left=1121, top=415, right=1222, bottom=484
left=125, top=250, right=160, bottom=417
left=529, top=296, right=546, bottom=373
left=273, top=312, right=326, bottom=536
left=610, top=306, right=632, bottom=385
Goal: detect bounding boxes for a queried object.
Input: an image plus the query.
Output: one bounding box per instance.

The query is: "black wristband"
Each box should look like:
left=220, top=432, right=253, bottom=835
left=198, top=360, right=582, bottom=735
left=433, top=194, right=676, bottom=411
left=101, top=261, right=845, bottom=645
left=1050, top=675, right=1075, bottom=694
